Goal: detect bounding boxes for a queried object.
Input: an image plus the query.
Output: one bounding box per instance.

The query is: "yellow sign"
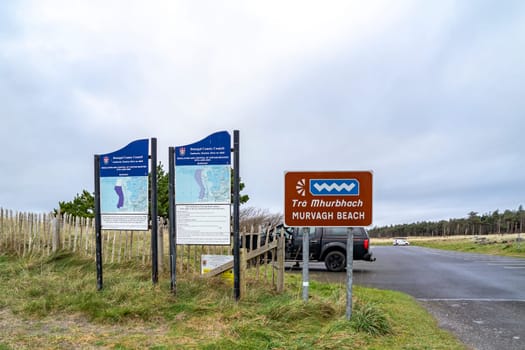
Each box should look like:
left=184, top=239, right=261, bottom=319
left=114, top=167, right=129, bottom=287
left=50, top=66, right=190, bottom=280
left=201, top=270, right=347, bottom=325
left=201, top=255, right=234, bottom=283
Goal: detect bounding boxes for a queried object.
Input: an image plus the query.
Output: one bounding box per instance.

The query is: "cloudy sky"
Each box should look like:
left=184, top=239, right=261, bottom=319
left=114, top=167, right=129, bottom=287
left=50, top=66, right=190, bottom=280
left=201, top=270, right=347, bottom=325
left=1, top=0, right=524, bottom=227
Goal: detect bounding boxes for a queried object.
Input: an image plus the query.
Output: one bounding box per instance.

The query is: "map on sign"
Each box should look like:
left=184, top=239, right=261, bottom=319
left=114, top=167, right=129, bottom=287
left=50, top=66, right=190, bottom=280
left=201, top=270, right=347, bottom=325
left=175, top=165, right=230, bottom=204
left=100, top=176, right=148, bottom=213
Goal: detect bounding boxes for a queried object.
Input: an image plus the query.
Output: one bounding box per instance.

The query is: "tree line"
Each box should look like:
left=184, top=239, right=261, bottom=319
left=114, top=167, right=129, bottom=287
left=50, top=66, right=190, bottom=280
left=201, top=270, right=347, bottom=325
left=369, top=206, right=525, bottom=238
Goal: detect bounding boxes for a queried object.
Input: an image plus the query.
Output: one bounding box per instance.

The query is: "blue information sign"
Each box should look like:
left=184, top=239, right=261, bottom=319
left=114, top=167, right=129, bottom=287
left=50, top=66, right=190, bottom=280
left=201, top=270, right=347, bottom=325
left=175, top=131, right=231, bottom=166
left=100, top=139, right=149, bottom=177
left=99, top=139, right=149, bottom=230
left=174, top=131, right=232, bottom=245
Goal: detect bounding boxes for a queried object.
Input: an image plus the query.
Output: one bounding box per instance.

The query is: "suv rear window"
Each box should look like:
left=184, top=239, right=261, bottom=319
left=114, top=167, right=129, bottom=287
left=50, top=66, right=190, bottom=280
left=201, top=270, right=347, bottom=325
left=324, top=227, right=367, bottom=237
left=352, top=227, right=367, bottom=237
left=325, top=227, right=347, bottom=235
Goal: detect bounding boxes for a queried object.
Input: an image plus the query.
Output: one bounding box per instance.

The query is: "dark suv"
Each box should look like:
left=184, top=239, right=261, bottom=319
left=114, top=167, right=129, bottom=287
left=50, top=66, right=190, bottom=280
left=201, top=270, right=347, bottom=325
left=283, top=226, right=375, bottom=272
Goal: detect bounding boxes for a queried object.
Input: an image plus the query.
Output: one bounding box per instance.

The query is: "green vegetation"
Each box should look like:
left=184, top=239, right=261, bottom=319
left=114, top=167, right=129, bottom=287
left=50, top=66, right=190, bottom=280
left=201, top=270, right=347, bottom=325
left=370, top=206, right=524, bottom=238
left=56, top=189, right=95, bottom=218
left=0, top=252, right=465, bottom=349
left=413, top=236, right=525, bottom=258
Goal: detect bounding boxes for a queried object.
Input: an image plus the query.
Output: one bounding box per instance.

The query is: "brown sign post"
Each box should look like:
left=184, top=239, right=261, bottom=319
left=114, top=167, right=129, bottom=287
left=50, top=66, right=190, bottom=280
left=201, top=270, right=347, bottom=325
left=284, top=171, right=373, bottom=227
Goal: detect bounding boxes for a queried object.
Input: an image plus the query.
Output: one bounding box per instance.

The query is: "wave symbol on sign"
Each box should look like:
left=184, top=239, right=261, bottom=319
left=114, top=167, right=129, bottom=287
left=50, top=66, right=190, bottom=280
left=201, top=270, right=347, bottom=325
left=309, top=179, right=360, bottom=196
left=313, top=182, right=356, bottom=192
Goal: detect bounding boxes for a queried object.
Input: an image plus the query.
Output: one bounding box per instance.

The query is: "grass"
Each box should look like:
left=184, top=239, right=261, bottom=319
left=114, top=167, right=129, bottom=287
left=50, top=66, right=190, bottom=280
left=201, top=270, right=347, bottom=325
left=0, top=252, right=466, bottom=349
left=416, top=239, right=525, bottom=257
left=414, top=236, right=524, bottom=258
left=374, top=234, right=525, bottom=258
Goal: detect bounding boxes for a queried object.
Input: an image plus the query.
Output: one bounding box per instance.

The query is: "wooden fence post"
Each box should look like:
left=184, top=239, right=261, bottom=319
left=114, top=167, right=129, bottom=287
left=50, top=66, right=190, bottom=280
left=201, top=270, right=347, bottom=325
left=111, top=231, right=117, bottom=263
left=158, top=224, right=164, bottom=272
left=45, top=213, right=51, bottom=256
left=240, top=248, right=247, bottom=298
left=117, top=230, right=123, bottom=263
left=276, top=231, right=285, bottom=293
left=9, top=210, right=14, bottom=252
left=61, top=214, right=68, bottom=250
left=0, top=209, right=4, bottom=252
left=254, top=227, right=260, bottom=280
left=52, top=212, right=61, bottom=253
left=0, top=208, right=3, bottom=251
left=18, top=212, right=23, bottom=256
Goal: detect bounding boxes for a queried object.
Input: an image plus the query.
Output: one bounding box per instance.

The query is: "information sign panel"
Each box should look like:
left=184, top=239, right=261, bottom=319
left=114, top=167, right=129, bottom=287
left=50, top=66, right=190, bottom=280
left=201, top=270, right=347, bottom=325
left=99, top=139, right=149, bottom=230
left=175, top=131, right=231, bottom=245
left=201, top=254, right=234, bottom=282
left=284, top=171, right=373, bottom=227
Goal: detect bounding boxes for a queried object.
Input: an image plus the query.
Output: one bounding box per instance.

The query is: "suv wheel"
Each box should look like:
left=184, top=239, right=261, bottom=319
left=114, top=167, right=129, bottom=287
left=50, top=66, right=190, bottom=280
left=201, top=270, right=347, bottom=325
left=324, top=251, right=346, bottom=272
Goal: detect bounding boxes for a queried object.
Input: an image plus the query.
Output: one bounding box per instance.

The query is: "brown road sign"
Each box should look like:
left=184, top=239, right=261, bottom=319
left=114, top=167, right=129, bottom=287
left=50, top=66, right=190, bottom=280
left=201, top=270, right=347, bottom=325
left=284, top=171, right=373, bottom=227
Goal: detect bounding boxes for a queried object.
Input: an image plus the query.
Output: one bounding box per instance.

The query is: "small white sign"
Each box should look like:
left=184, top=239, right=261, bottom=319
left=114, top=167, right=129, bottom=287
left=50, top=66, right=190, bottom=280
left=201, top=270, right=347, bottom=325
left=176, top=204, right=231, bottom=245
left=101, top=214, right=148, bottom=230
left=201, top=254, right=234, bottom=274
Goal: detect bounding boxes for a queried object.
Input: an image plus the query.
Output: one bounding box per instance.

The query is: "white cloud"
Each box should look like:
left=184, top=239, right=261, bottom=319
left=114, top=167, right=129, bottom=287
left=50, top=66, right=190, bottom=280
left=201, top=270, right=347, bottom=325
left=0, top=0, right=524, bottom=226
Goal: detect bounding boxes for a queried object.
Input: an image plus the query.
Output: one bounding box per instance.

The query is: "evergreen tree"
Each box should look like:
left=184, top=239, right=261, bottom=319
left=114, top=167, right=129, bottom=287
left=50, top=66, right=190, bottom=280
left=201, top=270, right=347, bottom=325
left=56, top=190, right=95, bottom=218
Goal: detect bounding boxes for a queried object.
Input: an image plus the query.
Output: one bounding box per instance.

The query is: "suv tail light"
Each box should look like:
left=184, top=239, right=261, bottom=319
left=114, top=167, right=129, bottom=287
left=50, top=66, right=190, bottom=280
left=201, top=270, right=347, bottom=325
left=364, top=238, right=369, bottom=250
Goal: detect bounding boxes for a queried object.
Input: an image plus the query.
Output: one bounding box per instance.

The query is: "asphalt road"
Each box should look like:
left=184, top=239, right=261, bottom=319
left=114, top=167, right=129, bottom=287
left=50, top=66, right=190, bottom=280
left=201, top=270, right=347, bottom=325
left=290, top=246, right=525, bottom=350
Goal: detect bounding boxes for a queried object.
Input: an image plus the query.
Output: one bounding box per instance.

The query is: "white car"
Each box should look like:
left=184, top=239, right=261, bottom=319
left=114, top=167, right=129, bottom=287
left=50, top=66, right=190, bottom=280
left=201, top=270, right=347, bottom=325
left=393, top=238, right=410, bottom=246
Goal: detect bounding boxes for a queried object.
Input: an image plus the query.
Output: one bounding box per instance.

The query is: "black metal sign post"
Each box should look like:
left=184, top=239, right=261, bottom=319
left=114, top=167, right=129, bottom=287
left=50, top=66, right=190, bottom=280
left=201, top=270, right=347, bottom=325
left=94, top=155, right=103, bottom=291
left=150, top=138, right=158, bottom=285
left=168, top=146, right=177, bottom=294
left=233, top=130, right=241, bottom=301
